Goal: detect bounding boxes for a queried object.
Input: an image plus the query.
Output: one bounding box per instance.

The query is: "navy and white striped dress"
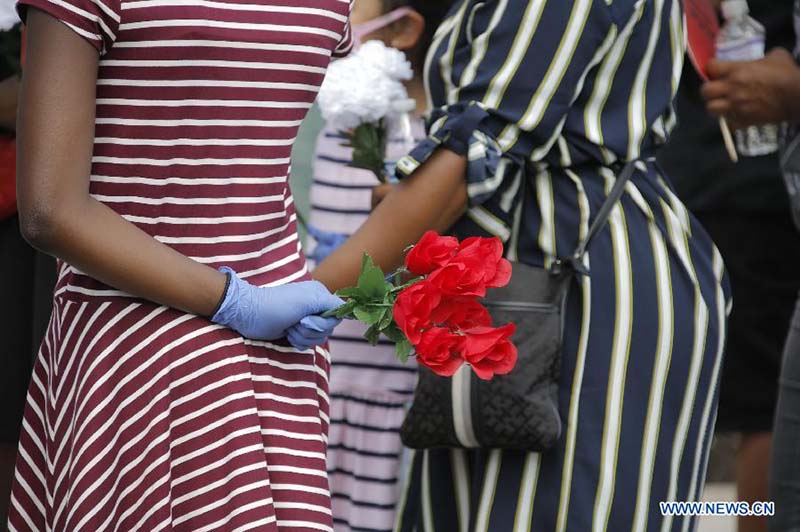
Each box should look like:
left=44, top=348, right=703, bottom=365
left=393, top=0, right=732, bottom=531
left=308, top=123, right=423, bottom=532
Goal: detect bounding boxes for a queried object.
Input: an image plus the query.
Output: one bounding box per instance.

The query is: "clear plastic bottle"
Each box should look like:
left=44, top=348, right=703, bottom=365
left=716, top=0, right=779, bottom=156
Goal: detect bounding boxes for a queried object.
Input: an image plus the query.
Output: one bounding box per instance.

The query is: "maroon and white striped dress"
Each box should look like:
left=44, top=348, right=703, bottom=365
left=9, top=1, right=352, bottom=531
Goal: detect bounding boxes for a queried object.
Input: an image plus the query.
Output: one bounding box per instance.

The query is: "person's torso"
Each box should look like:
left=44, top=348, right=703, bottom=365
left=424, top=0, right=684, bottom=169
left=63, top=1, right=351, bottom=299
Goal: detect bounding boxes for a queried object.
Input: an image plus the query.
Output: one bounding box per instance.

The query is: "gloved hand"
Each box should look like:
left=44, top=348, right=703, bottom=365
left=211, top=267, right=343, bottom=351
left=307, top=224, right=349, bottom=263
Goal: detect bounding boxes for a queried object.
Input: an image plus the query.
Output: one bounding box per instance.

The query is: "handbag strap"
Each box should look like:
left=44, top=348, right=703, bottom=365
left=554, top=160, right=638, bottom=275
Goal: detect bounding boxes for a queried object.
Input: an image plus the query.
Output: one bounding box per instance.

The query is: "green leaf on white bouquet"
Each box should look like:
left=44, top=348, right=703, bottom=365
left=346, top=121, right=387, bottom=183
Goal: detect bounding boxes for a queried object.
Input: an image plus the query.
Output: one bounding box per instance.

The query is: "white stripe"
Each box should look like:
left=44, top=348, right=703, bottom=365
left=96, top=98, right=310, bottom=110
left=121, top=0, right=346, bottom=22
left=466, top=207, right=511, bottom=241
left=92, top=193, right=283, bottom=205
left=592, top=170, right=633, bottom=532
left=267, top=465, right=327, bottom=478
left=119, top=19, right=340, bottom=41
left=264, top=446, right=326, bottom=460
left=44, top=0, right=116, bottom=40
left=122, top=210, right=286, bottom=225
left=273, top=501, right=331, bottom=515
left=483, top=3, right=546, bottom=109
left=458, top=0, right=508, bottom=90
left=474, top=451, right=502, bottom=532
left=680, top=253, right=727, bottom=532
left=239, top=249, right=302, bottom=279
left=97, top=79, right=319, bottom=91
left=451, top=450, right=470, bottom=532
left=512, top=454, right=540, bottom=532
left=93, top=136, right=294, bottom=147
left=274, top=521, right=333, bottom=532
left=451, top=365, right=480, bottom=447
left=91, top=174, right=286, bottom=186
left=231, top=517, right=280, bottom=532
left=628, top=0, right=666, bottom=159
left=421, top=452, right=435, bottom=532
left=95, top=117, right=304, bottom=128
left=555, top=174, right=592, bottom=532
left=519, top=0, right=592, bottom=130
left=632, top=225, right=674, bottom=532
left=195, top=501, right=277, bottom=532
left=584, top=7, right=641, bottom=151
left=113, top=39, right=330, bottom=56
left=101, top=59, right=326, bottom=74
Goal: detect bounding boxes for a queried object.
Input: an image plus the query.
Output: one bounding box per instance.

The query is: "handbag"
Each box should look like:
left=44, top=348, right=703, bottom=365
left=400, top=161, right=637, bottom=451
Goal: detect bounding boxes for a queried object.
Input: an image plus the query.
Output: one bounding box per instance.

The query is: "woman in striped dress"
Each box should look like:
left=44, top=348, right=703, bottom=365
left=10, top=1, right=354, bottom=530
left=313, top=0, right=733, bottom=530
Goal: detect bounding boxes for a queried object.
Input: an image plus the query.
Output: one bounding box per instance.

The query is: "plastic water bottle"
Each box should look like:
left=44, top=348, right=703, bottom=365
left=716, top=0, right=779, bottom=156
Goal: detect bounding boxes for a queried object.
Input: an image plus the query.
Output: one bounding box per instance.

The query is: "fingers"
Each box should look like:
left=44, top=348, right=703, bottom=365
left=304, top=281, right=346, bottom=315
left=299, top=314, right=341, bottom=333
left=287, top=327, right=321, bottom=351
left=707, top=59, right=737, bottom=80
left=286, top=316, right=341, bottom=351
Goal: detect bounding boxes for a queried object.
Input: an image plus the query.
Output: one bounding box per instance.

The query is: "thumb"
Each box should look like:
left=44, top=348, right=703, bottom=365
left=304, top=282, right=345, bottom=314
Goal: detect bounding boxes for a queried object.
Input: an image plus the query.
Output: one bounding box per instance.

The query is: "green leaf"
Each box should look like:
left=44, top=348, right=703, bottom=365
left=336, top=286, right=365, bottom=300
left=328, top=298, right=357, bottom=319
left=357, top=253, right=389, bottom=301
left=378, top=306, right=394, bottom=330
left=364, top=324, right=382, bottom=345
left=346, top=122, right=388, bottom=182
left=353, top=305, right=384, bottom=326
left=382, top=323, right=407, bottom=344
left=395, top=339, right=413, bottom=364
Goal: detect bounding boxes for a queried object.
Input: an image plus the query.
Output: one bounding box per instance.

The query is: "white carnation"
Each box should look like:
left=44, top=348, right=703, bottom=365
left=356, top=40, right=413, bottom=82
left=0, top=0, right=19, bottom=32
left=317, top=41, right=413, bottom=130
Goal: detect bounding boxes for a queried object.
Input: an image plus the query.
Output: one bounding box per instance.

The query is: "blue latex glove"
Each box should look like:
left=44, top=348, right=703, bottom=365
left=307, top=224, right=349, bottom=263
left=211, top=267, right=343, bottom=351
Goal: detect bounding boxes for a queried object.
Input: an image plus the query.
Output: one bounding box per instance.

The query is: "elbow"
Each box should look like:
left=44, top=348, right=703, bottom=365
left=18, top=200, right=64, bottom=253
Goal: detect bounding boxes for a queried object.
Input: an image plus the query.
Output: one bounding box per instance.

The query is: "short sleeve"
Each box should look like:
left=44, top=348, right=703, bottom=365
left=18, top=0, right=121, bottom=54
left=332, top=0, right=354, bottom=58
left=396, top=0, right=618, bottom=206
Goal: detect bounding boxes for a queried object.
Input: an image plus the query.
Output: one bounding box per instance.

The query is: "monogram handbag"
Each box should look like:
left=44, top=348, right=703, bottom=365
left=400, top=161, right=637, bottom=452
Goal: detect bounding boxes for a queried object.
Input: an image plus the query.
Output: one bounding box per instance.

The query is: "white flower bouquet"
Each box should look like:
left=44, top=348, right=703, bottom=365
left=317, top=41, right=415, bottom=182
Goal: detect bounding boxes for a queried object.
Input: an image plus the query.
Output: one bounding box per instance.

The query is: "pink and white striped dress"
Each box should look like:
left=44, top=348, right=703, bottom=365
left=9, top=1, right=352, bottom=531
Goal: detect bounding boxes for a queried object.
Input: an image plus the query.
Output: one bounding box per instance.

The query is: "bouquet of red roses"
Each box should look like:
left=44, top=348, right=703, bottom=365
left=327, top=231, right=517, bottom=380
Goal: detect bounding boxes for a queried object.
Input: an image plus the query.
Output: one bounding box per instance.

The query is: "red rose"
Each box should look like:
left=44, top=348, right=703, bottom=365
left=414, top=327, right=465, bottom=376
left=462, top=324, right=518, bottom=380
left=430, top=297, right=492, bottom=330
left=427, top=237, right=511, bottom=297
left=393, top=280, right=441, bottom=344
left=405, top=231, right=459, bottom=276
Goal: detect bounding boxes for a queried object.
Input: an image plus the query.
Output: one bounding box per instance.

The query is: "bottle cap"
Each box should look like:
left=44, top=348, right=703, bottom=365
left=721, top=0, right=749, bottom=19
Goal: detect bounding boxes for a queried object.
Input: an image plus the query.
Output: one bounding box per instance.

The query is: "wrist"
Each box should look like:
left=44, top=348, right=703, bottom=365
left=210, top=266, right=243, bottom=325
left=209, top=268, right=233, bottom=319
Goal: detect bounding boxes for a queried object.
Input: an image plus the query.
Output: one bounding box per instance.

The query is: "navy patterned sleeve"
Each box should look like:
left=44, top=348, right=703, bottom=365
left=396, top=0, right=619, bottom=208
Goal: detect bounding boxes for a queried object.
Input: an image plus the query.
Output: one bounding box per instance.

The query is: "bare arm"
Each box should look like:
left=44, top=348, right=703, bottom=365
left=312, top=148, right=468, bottom=292
left=18, top=10, right=226, bottom=316
left=0, top=75, right=18, bottom=130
